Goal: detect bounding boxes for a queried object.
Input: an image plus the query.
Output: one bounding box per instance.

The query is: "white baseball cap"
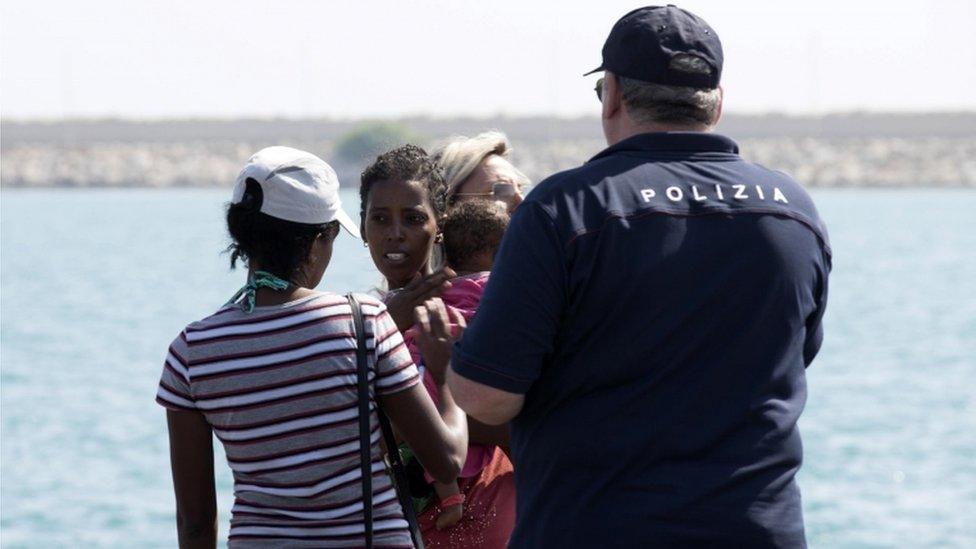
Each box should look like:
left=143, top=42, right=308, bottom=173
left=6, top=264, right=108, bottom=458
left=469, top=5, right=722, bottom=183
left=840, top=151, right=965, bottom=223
left=231, top=146, right=360, bottom=239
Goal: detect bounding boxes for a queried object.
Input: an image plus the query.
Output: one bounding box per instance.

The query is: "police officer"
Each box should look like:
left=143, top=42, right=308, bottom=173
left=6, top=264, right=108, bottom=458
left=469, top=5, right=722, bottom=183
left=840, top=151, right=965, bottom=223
left=445, top=6, right=831, bottom=547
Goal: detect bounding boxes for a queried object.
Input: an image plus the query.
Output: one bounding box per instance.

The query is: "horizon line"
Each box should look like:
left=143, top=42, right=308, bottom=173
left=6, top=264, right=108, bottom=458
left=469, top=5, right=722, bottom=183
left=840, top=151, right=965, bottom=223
left=3, top=109, right=976, bottom=125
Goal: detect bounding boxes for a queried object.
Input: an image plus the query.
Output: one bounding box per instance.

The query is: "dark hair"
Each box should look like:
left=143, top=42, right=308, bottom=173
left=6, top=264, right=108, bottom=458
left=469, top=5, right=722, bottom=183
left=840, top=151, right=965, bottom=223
left=225, top=178, right=338, bottom=280
left=359, top=144, right=448, bottom=230
left=442, top=201, right=509, bottom=271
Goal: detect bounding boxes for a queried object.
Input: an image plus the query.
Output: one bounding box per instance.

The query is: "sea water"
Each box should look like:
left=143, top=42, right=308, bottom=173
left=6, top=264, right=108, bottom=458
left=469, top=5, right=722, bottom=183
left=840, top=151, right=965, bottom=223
left=1, top=189, right=974, bottom=548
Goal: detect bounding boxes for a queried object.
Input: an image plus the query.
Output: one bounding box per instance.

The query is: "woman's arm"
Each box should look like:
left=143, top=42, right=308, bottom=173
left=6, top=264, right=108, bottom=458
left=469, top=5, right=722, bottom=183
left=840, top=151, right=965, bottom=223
left=166, top=410, right=217, bottom=549
left=380, top=382, right=468, bottom=483
left=379, top=298, right=471, bottom=483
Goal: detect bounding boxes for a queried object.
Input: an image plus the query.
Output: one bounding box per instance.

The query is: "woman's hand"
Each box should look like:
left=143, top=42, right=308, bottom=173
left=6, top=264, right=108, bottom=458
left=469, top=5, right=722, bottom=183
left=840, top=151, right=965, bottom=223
left=385, top=267, right=457, bottom=331
left=413, top=298, right=466, bottom=385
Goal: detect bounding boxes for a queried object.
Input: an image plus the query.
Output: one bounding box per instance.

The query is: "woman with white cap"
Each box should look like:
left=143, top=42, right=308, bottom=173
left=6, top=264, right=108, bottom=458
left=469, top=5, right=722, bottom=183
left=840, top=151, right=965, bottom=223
left=156, top=146, right=467, bottom=548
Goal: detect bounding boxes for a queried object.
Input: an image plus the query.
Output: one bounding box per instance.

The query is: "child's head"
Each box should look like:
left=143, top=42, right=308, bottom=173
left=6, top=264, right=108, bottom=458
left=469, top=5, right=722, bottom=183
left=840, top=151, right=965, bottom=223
left=442, top=201, right=509, bottom=273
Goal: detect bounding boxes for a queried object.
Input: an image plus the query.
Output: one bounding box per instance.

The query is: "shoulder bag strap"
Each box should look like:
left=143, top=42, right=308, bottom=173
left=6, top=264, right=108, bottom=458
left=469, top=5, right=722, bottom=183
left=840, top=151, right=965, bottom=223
left=347, top=293, right=426, bottom=549
left=348, top=293, right=374, bottom=548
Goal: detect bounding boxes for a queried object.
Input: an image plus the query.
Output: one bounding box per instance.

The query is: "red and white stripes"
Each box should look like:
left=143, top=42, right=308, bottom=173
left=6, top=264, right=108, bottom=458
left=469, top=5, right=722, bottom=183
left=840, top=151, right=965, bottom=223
left=157, top=292, right=419, bottom=547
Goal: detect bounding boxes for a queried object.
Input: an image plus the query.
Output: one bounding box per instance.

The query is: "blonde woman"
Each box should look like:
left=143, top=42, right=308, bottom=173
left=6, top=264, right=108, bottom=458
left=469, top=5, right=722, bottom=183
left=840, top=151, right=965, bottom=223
left=433, top=131, right=530, bottom=214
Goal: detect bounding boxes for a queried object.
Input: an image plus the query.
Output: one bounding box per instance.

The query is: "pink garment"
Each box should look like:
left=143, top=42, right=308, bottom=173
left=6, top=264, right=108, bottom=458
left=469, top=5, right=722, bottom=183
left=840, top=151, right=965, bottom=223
left=440, top=271, right=491, bottom=321
left=402, top=272, right=493, bottom=480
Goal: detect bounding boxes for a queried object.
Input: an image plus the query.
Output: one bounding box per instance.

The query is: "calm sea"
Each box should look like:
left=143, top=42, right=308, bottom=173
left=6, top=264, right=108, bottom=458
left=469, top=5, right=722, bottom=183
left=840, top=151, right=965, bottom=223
left=2, top=188, right=974, bottom=548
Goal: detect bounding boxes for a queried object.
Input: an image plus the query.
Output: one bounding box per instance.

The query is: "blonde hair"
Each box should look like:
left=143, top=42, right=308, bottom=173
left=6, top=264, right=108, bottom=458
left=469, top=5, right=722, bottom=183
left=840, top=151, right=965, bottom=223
left=432, top=131, right=530, bottom=200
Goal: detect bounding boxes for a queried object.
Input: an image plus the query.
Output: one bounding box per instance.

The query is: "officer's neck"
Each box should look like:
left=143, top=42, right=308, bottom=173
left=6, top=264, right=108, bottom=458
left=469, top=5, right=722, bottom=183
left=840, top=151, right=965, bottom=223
left=606, top=118, right=714, bottom=146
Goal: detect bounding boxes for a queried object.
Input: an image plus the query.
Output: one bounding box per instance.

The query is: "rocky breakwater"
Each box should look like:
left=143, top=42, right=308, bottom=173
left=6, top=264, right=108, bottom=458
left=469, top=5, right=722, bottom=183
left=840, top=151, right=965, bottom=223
left=0, top=140, right=335, bottom=188
left=738, top=137, right=976, bottom=187
left=2, top=115, right=974, bottom=188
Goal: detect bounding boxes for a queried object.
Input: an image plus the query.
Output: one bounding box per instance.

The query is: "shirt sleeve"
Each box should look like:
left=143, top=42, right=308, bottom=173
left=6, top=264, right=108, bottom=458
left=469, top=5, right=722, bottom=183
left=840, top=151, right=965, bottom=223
left=370, top=302, right=421, bottom=396
left=452, top=201, right=567, bottom=394
left=155, top=331, right=197, bottom=411
left=803, top=250, right=831, bottom=367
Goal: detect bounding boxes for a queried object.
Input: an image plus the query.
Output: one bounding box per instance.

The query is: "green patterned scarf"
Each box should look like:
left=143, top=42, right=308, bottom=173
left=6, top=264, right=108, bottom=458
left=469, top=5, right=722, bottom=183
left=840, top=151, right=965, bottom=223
left=225, top=270, right=293, bottom=313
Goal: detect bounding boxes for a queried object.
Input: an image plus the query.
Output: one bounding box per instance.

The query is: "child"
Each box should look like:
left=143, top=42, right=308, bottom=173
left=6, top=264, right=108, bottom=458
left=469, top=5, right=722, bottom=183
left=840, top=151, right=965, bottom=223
left=428, top=200, right=510, bottom=530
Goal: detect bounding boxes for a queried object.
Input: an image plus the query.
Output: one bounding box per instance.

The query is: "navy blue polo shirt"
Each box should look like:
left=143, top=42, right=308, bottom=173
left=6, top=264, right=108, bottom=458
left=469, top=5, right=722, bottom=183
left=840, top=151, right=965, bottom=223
left=452, top=132, right=831, bottom=548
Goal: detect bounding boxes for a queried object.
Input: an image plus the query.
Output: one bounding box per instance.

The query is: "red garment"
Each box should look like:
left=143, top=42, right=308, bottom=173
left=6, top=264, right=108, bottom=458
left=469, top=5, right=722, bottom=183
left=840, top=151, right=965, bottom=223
left=418, top=447, right=516, bottom=548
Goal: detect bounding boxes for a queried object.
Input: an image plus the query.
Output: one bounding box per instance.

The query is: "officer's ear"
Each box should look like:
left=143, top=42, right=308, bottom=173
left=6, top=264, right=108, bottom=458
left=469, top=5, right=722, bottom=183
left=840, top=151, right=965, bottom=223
left=712, top=86, right=724, bottom=127
left=602, top=72, right=623, bottom=121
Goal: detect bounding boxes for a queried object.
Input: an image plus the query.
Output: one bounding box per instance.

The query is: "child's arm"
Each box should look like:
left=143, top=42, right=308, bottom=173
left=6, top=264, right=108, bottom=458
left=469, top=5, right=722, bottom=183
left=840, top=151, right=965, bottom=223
left=432, top=480, right=464, bottom=531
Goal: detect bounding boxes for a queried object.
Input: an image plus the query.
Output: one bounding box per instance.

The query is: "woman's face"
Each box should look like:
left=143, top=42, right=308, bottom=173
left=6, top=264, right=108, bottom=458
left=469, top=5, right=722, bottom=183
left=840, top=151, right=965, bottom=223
left=363, top=179, right=440, bottom=289
left=454, top=154, right=525, bottom=214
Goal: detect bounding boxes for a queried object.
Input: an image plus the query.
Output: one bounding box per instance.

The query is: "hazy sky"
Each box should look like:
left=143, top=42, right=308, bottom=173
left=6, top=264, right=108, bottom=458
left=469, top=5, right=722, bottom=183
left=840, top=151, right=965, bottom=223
left=1, top=0, right=974, bottom=119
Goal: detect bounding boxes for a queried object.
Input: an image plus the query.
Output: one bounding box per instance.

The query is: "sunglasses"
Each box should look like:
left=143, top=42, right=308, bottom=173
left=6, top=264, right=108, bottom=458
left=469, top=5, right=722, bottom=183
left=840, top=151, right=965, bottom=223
left=595, top=77, right=605, bottom=102
left=452, top=181, right=520, bottom=203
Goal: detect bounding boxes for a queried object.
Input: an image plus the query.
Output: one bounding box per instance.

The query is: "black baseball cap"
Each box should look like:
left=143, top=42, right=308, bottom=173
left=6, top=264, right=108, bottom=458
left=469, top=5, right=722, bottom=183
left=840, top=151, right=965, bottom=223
left=585, top=5, right=723, bottom=89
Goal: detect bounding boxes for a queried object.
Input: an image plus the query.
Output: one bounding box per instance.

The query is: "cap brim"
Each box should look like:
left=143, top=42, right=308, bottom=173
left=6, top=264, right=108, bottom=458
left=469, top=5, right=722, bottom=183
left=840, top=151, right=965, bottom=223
left=583, top=65, right=604, bottom=76
left=334, top=208, right=361, bottom=240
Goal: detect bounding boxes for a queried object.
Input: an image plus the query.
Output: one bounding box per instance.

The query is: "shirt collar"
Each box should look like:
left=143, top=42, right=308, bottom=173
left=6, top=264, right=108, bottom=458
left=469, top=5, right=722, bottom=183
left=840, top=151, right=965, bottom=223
left=588, top=132, right=740, bottom=163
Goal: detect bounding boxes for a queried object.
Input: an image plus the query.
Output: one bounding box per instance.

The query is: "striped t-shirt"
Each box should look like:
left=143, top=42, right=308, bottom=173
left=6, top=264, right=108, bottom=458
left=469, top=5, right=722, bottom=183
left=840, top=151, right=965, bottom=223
left=156, top=292, right=420, bottom=548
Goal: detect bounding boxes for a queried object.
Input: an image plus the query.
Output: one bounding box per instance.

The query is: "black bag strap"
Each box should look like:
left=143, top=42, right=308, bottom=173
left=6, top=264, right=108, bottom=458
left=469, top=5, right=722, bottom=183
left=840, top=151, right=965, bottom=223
left=375, top=390, right=426, bottom=549
left=349, top=293, right=375, bottom=548
left=347, top=293, right=426, bottom=549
